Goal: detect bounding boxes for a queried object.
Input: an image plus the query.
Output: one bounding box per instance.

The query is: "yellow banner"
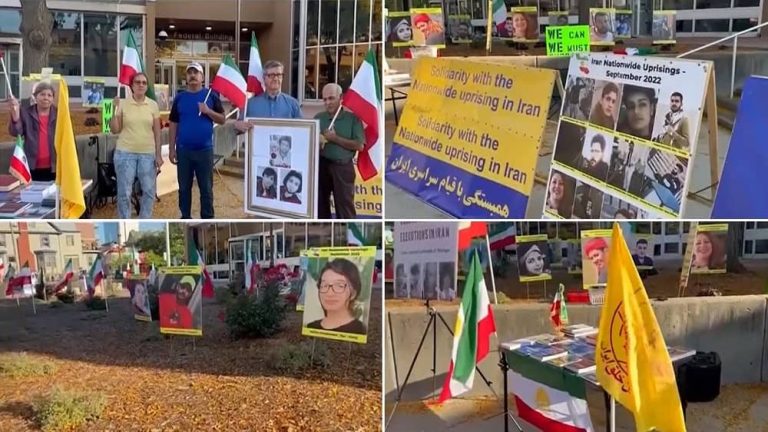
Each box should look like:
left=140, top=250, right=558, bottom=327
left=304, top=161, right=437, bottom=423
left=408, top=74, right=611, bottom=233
left=354, top=170, right=382, bottom=218
left=394, top=57, right=555, bottom=194
left=160, top=328, right=203, bottom=337
left=301, top=327, right=367, bottom=344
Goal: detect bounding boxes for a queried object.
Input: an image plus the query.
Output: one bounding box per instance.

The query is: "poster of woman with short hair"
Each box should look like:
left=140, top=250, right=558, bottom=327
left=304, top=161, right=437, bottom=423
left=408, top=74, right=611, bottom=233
left=301, top=247, right=376, bottom=344
left=158, top=267, right=203, bottom=336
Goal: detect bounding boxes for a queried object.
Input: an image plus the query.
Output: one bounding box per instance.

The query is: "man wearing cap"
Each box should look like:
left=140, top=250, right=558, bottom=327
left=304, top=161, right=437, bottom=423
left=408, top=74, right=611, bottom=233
left=315, top=83, right=365, bottom=219
left=168, top=62, right=227, bottom=219
left=234, top=60, right=303, bottom=133
left=585, top=237, right=609, bottom=284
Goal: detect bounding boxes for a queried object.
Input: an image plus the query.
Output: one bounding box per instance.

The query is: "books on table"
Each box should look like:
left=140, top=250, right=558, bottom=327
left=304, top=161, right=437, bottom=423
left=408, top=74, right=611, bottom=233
left=0, top=175, right=20, bottom=192
left=20, top=181, right=56, bottom=203
left=517, top=344, right=569, bottom=362
left=0, top=201, right=32, bottom=217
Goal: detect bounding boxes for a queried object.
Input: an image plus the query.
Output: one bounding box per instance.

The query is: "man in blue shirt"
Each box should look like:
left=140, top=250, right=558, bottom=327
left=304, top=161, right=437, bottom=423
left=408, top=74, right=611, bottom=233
left=169, top=62, right=226, bottom=219
left=234, top=60, right=303, bottom=133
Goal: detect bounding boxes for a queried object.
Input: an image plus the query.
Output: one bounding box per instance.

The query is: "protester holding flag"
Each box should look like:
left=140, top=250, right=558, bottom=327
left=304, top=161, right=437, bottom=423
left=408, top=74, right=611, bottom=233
left=314, top=83, right=365, bottom=219
left=168, top=62, right=227, bottom=219
left=109, top=72, right=162, bottom=219
left=234, top=59, right=303, bottom=133
left=8, top=82, right=58, bottom=181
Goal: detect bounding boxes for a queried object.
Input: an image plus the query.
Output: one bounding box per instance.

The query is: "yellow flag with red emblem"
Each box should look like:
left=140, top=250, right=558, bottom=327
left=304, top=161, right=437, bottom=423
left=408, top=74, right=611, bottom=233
left=595, top=223, right=687, bottom=432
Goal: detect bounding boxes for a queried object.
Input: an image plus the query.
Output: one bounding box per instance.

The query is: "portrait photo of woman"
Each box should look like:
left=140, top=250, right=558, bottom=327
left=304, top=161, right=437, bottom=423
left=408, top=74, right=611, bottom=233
left=516, top=241, right=552, bottom=280
left=132, top=281, right=152, bottom=319
left=257, top=166, right=278, bottom=199
left=691, top=229, right=727, bottom=273
left=279, top=170, right=303, bottom=205
left=545, top=170, right=576, bottom=218
left=306, top=258, right=367, bottom=335
left=509, top=9, right=540, bottom=41
left=390, top=17, right=413, bottom=45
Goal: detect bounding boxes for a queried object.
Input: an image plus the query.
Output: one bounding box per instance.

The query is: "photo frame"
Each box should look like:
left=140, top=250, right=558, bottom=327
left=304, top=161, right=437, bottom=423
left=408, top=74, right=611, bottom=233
left=244, top=118, right=319, bottom=219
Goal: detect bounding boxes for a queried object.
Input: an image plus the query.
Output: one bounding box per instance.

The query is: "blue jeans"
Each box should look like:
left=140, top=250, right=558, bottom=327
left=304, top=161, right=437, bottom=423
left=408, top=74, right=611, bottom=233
left=113, top=150, right=156, bottom=219
left=177, top=147, right=214, bottom=219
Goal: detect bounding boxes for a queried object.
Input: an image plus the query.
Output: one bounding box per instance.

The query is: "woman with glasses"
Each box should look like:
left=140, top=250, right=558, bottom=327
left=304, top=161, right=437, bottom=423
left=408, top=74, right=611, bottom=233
left=109, top=72, right=163, bottom=218
left=307, top=258, right=366, bottom=334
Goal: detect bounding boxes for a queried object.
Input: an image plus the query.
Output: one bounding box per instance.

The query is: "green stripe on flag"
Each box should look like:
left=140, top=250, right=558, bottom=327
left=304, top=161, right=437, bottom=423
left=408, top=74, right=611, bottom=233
left=454, top=251, right=483, bottom=384
left=505, top=350, right=587, bottom=400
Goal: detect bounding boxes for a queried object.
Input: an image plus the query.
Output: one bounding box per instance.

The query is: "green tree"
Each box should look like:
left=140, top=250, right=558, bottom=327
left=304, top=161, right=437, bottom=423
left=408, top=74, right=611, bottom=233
left=169, top=223, right=185, bottom=265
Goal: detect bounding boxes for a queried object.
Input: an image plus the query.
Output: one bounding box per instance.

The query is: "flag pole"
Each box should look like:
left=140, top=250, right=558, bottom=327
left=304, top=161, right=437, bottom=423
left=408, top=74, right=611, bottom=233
left=485, top=233, right=499, bottom=305
left=31, top=291, right=36, bottom=315
left=610, top=396, right=616, bottom=431
left=0, top=55, right=15, bottom=98
left=198, top=88, right=213, bottom=117
left=165, top=222, right=171, bottom=266
left=486, top=0, right=493, bottom=54
left=327, top=105, right=343, bottom=130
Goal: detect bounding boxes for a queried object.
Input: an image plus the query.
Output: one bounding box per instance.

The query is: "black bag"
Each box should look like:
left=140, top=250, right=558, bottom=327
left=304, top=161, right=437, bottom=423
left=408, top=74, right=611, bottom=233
left=679, top=351, right=721, bottom=403
left=97, top=162, right=117, bottom=199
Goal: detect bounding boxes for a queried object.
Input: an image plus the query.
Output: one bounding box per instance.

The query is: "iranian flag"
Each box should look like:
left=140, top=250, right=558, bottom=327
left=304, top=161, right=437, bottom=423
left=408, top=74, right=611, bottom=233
left=119, top=30, right=155, bottom=98
left=341, top=49, right=382, bottom=181
left=491, top=0, right=507, bottom=31
left=508, top=354, right=594, bottom=432
left=245, top=240, right=257, bottom=295
left=188, top=237, right=215, bottom=298
left=457, top=222, right=488, bottom=250
left=550, top=283, right=569, bottom=330
left=87, top=255, right=105, bottom=296
left=438, top=250, right=496, bottom=403
left=3, top=264, right=15, bottom=297
left=210, top=54, right=247, bottom=110
left=489, top=223, right=516, bottom=251
left=10, top=135, right=31, bottom=185
left=148, top=264, right=157, bottom=287
left=53, top=259, right=74, bottom=294
left=347, top=223, right=365, bottom=246
left=246, top=32, right=265, bottom=95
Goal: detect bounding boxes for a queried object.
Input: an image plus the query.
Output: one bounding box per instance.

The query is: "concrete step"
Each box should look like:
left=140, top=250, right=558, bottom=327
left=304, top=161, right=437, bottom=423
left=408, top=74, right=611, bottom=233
left=218, top=164, right=245, bottom=179
left=223, top=157, right=244, bottom=169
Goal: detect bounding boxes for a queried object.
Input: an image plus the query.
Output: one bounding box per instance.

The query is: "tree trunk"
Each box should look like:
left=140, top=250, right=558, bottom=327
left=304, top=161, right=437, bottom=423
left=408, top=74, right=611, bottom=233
left=726, top=222, right=747, bottom=273
left=20, top=0, right=54, bottom=75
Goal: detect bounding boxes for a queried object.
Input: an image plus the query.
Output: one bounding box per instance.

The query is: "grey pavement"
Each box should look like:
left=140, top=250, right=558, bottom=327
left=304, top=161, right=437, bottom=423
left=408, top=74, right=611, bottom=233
left=384, top=86, right=731, bottom=220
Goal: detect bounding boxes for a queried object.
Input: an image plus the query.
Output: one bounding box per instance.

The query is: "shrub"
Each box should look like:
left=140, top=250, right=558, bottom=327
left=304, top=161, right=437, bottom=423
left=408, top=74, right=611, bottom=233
left=83, top=296, right=107, bottom=311
left=0, top=353, right=56, bottom=378
left=225, top=281, right=287, bottom=339
left=34, top=388, right=106, bottom=432
left=268, top=341, right=330, bottom=373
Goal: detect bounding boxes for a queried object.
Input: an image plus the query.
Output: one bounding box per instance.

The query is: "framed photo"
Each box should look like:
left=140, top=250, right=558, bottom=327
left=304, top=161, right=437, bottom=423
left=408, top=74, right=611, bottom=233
left=82, top=78, right=105, bottom=107
left=245, top=118, right=319, bottom=219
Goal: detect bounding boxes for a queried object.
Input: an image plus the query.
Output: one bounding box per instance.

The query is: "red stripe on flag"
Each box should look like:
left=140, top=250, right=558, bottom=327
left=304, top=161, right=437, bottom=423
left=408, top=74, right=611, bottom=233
left=247, top=76, right=263, bottom=95
left=211, top=78, right=246, bottom=110
left=458, top=222, right=487, bottom=250
left=515, top=396, right=588, bottom=432
left=490, top=236, right=516, bottom=251
left=476, top=305, right=496, bottom=361
left=342, top=90, right=379, bottom=181
left=119, top=64, right=139, bottom=86
left=10, top=159, right=31, bottom=183
left=437, top=360, right=456, bottom=403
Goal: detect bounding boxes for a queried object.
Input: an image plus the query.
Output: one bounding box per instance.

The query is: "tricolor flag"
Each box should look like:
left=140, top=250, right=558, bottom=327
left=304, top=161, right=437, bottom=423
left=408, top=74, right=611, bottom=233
left=245, top=240, right=257, bottom=295
left=188, top=236, right=215, bottom=298
left=341, top=49, right=382, bottom=181
left=489, top=223, right=516, bottom=251
left=491, top=0, right=507, bottom=34
left=347, top=223, right=366, bottom=246
left=508, top=358, right=594, bottom=432
left=119, top=31, right=155, bottom=99
left=246, top=32, right=265, bottom=95
left=550, top=283, right=569, bottom=330
left=53, top=259, right=74, bottom=294
left=148, top=264, right=157, bottom=287
left=10, top=135, right=31, bottom=185
left=438, top=250, right=496, bottom=403
left=8, top=263, right=31, bottom=297
left=457, top=222, right=488, bottom=250
left=87, top=255, right=105, bottom=297
left=210, top=54, right=247, bottom=110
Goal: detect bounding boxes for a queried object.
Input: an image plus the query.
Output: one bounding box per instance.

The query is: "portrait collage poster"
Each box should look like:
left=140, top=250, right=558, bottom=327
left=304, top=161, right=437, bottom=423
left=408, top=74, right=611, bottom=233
left=448, top=14, right=473, bottom=43
left=389, top=11, right=413, bottom=47
left=128, top=276, right=152, bottom=322
left=516, top=234, right=553, bottom=283
left=546, top=53, right=710, bottom=219
left=246, top=119, right=318, bottom=219
left=691, top=224, right=728, bottom=275
left=393, top=222, right=458, bottom=301
left=301, top=247, right=376, bottom=344
left=580, top=229, right=612, bottom=289
left=653, top=11, right=677, bottom=44
left=82, top=78, right=105, bottom=108
left=157, top=267, right=203, bottom=337
left=589, top=8, right=615, bottom=46
left=410, top=8, right=446, bottom=48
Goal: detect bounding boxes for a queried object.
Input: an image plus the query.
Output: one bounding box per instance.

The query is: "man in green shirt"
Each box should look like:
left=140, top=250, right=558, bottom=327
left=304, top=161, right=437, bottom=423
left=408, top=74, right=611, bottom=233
left=314, top=83, right=365, bottom=219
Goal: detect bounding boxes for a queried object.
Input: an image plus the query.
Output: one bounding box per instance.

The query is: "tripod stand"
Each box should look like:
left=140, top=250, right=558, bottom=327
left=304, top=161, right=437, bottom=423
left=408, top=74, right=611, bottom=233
left=386, top=299, right=523, bottom=431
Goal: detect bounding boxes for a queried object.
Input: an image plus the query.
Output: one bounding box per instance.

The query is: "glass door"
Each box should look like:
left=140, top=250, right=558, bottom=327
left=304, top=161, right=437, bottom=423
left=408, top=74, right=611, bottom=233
left=0, top=39, right=22, bottom=100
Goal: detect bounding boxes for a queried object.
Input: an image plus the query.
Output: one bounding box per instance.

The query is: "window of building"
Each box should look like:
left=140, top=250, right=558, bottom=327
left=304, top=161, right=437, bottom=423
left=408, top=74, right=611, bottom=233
left=681, top=242, right=687, bottom=256
left=744, top=240, right=753, bottom=255
left=677, top=20, right=693, bottom=33
left=285, top=223, right=308, bottom=257
left=66, top=256, right=80, bottom=271
left=665, top=223, right=680, bottom=235
left=41, top=235, right=50, bottom=247
left=746, top=222, right=756, bottom=230
left=755, top=240, right=768, bottom=255
left=231, top=241, right=244, bottom=261
left=216, top=224, right=229, bottom=265
left=664, top=242, right=679, bottom=254
left=307, top=223, right=332, bottom=249
left=757, top=222, right=768, bottom=229
left=66, top=235, right=74, bottom=246
left=0, top=235, right=5, bottom=247
left=0, top=8, right=21, bottom=36
left=652, top=223, right=662, bottom=235
left=84, top=14, right=118, bottom=76
left=696, top=19, right=730, bottom=32
left=51, top=11, right=82, bottom=76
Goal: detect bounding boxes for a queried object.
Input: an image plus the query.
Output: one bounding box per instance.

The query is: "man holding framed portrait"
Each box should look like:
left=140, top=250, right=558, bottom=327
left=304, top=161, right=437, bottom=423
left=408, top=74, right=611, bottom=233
left=314, top=83, right=365, bottom=219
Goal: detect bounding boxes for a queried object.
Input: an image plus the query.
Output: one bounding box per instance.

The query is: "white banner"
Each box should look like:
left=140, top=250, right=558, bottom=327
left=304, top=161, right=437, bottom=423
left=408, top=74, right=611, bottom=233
left=394, top=222, right=458, bottom=300
left=546, top=53, right=711, bottom=219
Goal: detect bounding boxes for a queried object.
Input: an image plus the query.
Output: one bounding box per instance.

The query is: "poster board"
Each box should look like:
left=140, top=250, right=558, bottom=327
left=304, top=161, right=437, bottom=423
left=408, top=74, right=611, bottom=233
left=712, top=76, right=768, bottom=218
left=128, top=276, right=151, bottom=322
left=411, top=8, right=446, bottom=48
left=615, top=10, right=633, bottom=39
left=546, top=25, right=591, bottom=57
left=393, top=222, right=458, bottom=300
left=546, top=53, right=711, bottom=219
left=154, top=84, right=171, bottom=113
left=158, top=266, right=203, bottom=336
left=516, top=234, right=553, bottom=282
left=389, top=11, right=414, bottom=47
left=82, top=78, right=105, bottom=107
left=589, top=8, right=616, bottom=46
left=102, top=99, right=114, bottom=134
left=244, top=118, right=319, bottom=219
left=507, top=7, right=539, bottom=42
left=653, top=11, right=676, bottom=45
left=448, top=14, right=473, bottom=43
left=301, top=246, right=375, bottom=344
left=331, top=167, right=381, bottom=219
left=580, top=229, right=612, bottom=289
left=690, top=224, right=728, bottom=274
left=386, top=57, right=556, bottom=218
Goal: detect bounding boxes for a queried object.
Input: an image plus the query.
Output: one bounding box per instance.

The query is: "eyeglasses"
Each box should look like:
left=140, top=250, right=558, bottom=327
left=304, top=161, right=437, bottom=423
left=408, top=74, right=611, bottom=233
left=318, top=281, right=348, bottom=293
left=133, top=81, right=148, bottom=85
left=266, top=73, right=284, bottom=79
